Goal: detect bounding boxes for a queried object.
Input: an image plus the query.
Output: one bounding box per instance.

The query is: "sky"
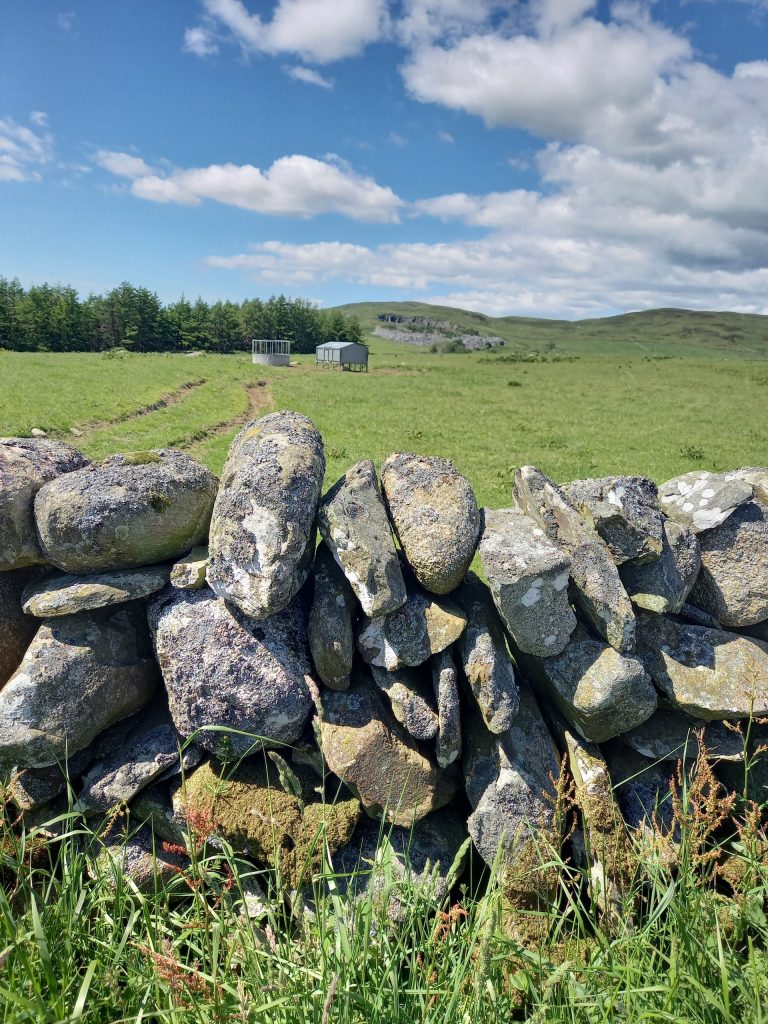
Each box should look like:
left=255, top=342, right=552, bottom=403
left=1, top=0, right=767, bottom=319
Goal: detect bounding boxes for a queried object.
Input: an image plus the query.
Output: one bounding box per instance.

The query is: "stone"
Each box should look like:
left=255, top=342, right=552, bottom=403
left=370, top=664, right=438, bottom=741
left=679, top=602, right=722, bottom=629
left=0, top=605, right=158, bottom=768
left=478, top=507, right=575, bottom=658
left=9, top=757, right=88, bottom=811
left=34, top=449, right=216, bottom=573
left=620, top=519, right=700, bottom=614
left=96, top=827, right=187, bottom=893
left=356, top=586, right=466, bottom=671
left=381, top=452, right=480, bottom=595
left=332, top=809, right=468, bottom=919
left=620, top=708, right=745, bottom=762
left=170, top=545, right=209, bottom=590
left=453, top=572, right=520, bottom=733
left=207, top=411, right=325, bottom=619
left=562, top=476, right=664, bottom=564
left=75, top=701, right=201, bottom=814
left=0, top=437, right=89, bottom=570
left=431, top=648, right=461, bottom=768
left=148, top=585, right=314, bottom=760
left=602, top=742, right=678, bottom=857
left=635, top=611, right=768, bottom=720
left=0, top=568, right=38, bottom=686
left=308, top=543, right=356, bottom=691
left=728, top=467, right=768, bottom=504
left=658, top=470, right=753, bottom=533
left=716, top=724, right=768, bottom=804
left=316, top=676, right=456, bottom=826
left=131, top=781, right=188, bottom=848
left=21, top=565, right=170, bottom=618
left=513, top=466, right=635, bottom=653
left=517, top=624, right=657, bottom=743
left=318, top=460, right=406, bottom=617
left=689, top=500, right=768, bottom=627
left=30, top=428, right=47, bottom=438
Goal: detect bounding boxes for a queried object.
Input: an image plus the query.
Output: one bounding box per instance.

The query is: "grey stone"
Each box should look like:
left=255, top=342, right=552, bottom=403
left=130, top=781, right=187, bottom=848
left=513, top=466, right=635, bottom=653
left=620, top=520, right=700, bottom=614
left=453, top=572, right=520, bottom=733
left=478, top=507, right=575, bottom=658
left=0, top=568, right=38, bottom=686
left=8, top=759, right=85, bottom=811
left=21, top=566, right=170, bottom=618
left=0, top=605, right=158, bottom=768
left=0, top=437, right=89, bottom=570
left=728, top=467, right=768, bottom=504
left=562, top=476, right=664, bottom=564
left=170, top=546, right=209, bottom=590
left=317, top=675, right=456, bottom=826
left=679, top=602, right=722, bottom=629
left=76, top=702, right=201, bottom=814
left=96, top=827, right=187, bottom=893
left=34, top=450, right=216, bottom=573
left=149, top=585, right=314, bottom=759
left=602, top=741, right=678, bottom=852
left=635, top=610, right=768, bottom=720
left=357, top=586, right=466, bottom=671
left=207, top=411, right=325, bottom=619
left=381, top=452, right=480, bottom=595
left=431, top=647, right=461, bottom=768
left=517, top=624, right=657, bottom=743
left=689, top=500, right=768, bottom=627
left=465, top=680, right=561, bottom=867
left=318, top=460, right=406, bottom=617
left=308, top=543, right=356, bottom=691
left=658, top=470, right=753, bottom=533
left=620, top=708, right=745, bottom=762
left=370, top=664, right=438, bottom=741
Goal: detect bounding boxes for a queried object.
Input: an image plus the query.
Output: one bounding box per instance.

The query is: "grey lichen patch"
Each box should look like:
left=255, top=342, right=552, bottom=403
left=431, top=647, right=461, bottom=768
left=658, top=470, right=753, bottom=534
left=562, top=475, right=664, bottom=565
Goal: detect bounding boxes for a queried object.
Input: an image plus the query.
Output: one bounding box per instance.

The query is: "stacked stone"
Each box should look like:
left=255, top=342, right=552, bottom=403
left=1, top=420, right=767, bottom=903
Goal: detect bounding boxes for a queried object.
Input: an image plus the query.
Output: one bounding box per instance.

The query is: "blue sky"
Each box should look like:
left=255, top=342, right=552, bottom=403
left=1, top=0, right=767, bottom=318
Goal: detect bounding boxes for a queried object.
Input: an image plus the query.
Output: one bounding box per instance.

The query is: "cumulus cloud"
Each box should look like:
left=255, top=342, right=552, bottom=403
left=98, top=151, right=402, bottom=222
left=0, top=116, right=53, bottom=182
left=183, top=25, right=220, bottom=56
left=189, top=0, right=389, bottom=63
left=283, top=64, right=334, bottom=88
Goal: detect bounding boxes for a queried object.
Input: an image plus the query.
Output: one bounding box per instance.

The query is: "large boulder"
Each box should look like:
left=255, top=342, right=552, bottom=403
left=308, top=543, right=356, bottom=691
left=0, top=605, right=158, bottom=768
left=453, top=572, right=520, bottom=733
left=381, top=453, right=480, bottom=595
left=517, top=624, right=657, bottom=743
left=0, top=437, right=89, bottom=570
left=0, top=568, right=38, bottom=686
left=148, top=586, right=314, bottom=759
left=21, top=566, right=169, bottom=618
left=370, top=664, right=438, bottom=741
left=479, top=507, right=575, bottom=658
left=207, top=412, right=325, bottom=619
left=562, top=476, right=664, bottom=565
left=357, top=586, right=466, bottom=671
left=513, top=466, right=635, bottom=653
left=658, top=470, right=753, bottom=533
left=689, top=500, right=768, bottom=627
left=318, top=460, right=406, bottom=617
left=635, top=611, right=768, bottom=720
left=316, top=676, right=456, bottom=826
left=34, top=450, right=216, bottom=573
left=620, top=519, right=700, bottom=614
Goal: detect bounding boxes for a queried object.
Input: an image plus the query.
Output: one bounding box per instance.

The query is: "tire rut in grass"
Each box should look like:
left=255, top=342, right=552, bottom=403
left=71, top=378, right=208, bottom=438
left=178, top=380, right=273, bottom=448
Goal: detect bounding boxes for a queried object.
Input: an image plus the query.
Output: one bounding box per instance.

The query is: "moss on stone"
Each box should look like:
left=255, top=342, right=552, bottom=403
left=119, top=451, right=163, bottom=466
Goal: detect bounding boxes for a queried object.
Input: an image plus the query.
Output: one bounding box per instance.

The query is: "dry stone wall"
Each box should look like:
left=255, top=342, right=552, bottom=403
left=1, top=417, right=767, bottom=897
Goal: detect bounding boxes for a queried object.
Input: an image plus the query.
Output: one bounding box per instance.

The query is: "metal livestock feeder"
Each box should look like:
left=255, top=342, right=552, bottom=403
left=315, top=341, right=369, bottom=371
left=251, top=339, right=291, bottom=366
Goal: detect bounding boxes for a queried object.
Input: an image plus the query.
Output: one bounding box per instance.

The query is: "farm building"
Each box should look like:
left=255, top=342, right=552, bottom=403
left=315, top=341, right=369, bottom=371
left=252, top=339, right=291, bottom=366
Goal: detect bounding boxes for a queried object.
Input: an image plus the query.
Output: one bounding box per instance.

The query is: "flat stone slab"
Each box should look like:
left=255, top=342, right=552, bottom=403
left=309, top=542, right=356, bottom=691
left=318, top=460, right=406, bottom=618
left=562, top=476, right=664, bottom=564
left=479, top=506, right=575, bottom=658
left=635, top=610, right=768, bottom=720
left=658, top=470, right=753, bottom=533
left=22, top=566, right=170, bottom=618
left=620, top=519, right=700, bottom=614
left=381, top=453, right=480, bottom=595
left=357, top=585, right=466, bottom=671
left=620, top=707, right=744, bottom=762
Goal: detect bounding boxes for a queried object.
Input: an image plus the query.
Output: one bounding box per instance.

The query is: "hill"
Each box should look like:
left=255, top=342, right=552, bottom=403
left=333, top=301, right=768, bottom=359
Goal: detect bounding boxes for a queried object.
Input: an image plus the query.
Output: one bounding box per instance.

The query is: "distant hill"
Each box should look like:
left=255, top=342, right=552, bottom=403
left=332, top=301, right=768, bottom=358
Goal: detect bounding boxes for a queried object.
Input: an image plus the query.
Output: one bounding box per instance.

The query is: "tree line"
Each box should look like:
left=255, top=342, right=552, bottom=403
left=0, top=278, right=365, bottom=354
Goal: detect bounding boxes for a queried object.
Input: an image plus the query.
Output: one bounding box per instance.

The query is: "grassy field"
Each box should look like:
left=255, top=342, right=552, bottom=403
left=1, top=330, right=766, bottom=507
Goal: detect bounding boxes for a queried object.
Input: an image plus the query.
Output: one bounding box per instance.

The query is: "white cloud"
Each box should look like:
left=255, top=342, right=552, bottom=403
left=396, top=0, right=509, bottom=45
left=437, top=130, right=454, bottom=143
left=99, top=151, right=402, bottom=222
left=30, top=111, right=49, bottom=127
left=0, top=116, right=53, bottom=182
left=283, top=64, right=334, bottom=88
left=191, top=0, right=389, bottom=63
left=388, top=130, right=407, bottom=146
left=56, top=10, right=75, bottom=32
left=184, top=26, right=220, bottom=56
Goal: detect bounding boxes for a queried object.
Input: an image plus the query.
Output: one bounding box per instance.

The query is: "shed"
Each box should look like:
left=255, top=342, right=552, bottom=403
left=252, top=339, right=291, bottom=366
left=315, top=341, right=369, bottom=372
